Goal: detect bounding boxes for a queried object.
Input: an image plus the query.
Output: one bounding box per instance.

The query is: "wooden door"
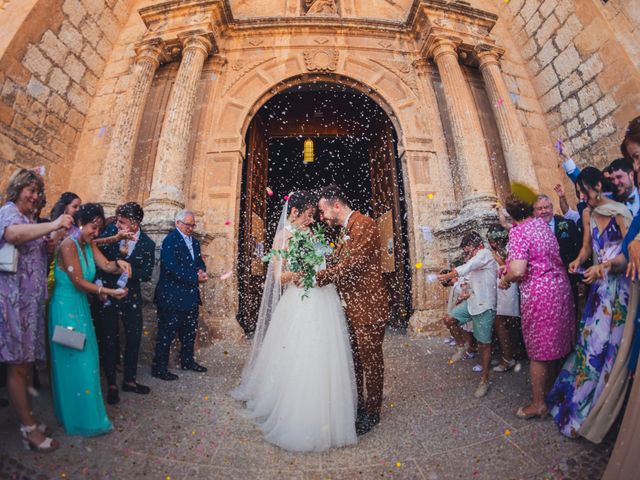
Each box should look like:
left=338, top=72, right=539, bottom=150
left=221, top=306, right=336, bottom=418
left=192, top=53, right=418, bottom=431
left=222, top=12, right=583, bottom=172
left=237, top=113, right=269, bottom=333
left=369, top=120, right=411, bottom=327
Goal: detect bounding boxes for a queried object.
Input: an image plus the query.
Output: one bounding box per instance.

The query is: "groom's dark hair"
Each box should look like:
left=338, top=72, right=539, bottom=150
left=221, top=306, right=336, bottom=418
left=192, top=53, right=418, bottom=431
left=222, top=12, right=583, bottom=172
left=319, top=184, right=350, bottom=207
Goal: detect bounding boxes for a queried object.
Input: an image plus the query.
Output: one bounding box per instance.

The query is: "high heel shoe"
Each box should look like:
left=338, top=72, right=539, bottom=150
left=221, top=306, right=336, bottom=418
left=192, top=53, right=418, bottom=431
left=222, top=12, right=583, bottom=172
left=515, top=405, right=548, bottom=420
left=20, top=424, right=59, bottom=453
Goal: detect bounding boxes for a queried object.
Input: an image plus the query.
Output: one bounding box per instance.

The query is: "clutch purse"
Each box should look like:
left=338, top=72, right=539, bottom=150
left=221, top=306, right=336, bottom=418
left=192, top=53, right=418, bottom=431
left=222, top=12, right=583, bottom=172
left=0, top=242, right=18, bottom=273
left=52, top=325, right=86, bottom=351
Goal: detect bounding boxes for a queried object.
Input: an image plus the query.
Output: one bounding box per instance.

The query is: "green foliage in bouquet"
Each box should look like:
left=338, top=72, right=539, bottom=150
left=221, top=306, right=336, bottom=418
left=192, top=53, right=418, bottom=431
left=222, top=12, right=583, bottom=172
left=262, top=224, right=333, bottom=299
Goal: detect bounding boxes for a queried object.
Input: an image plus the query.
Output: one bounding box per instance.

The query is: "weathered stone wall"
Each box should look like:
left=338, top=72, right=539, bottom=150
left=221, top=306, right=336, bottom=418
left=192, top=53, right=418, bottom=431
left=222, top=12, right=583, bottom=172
left=0, top=0, right=133, bottom=197
left=500, top=0, right=640, bottom=170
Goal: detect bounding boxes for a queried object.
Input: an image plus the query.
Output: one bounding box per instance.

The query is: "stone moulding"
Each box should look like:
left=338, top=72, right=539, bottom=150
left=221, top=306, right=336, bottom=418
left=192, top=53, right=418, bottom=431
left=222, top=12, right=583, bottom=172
left=222, top=57, right=277, bottom=95
left=369, top=58, right=419, bottom=93
left=303, top=49, right=340, bottom=72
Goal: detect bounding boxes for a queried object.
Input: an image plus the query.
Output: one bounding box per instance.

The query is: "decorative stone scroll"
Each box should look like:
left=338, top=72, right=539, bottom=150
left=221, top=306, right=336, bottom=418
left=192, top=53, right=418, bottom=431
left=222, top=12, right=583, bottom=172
left=303, top=49, right=339, bottom=72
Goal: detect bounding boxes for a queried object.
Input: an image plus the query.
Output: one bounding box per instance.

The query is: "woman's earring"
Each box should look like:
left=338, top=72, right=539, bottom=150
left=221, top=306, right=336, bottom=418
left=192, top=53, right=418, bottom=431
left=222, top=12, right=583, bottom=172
left=596, top=194, right=601, bottom=200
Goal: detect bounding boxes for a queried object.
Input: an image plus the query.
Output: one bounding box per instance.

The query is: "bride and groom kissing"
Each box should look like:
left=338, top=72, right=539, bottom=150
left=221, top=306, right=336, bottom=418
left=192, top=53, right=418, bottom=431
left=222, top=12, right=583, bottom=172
left=232, top=184, right=389, bottom=452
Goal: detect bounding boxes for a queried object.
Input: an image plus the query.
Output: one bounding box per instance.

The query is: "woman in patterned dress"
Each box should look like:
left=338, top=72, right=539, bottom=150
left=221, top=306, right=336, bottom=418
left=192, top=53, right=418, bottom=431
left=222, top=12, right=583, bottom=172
left=547, top=167, right=632, bottom=438
left=0, top=169, right=73, bottom=452
left=499, top=194, right=575, bottom=419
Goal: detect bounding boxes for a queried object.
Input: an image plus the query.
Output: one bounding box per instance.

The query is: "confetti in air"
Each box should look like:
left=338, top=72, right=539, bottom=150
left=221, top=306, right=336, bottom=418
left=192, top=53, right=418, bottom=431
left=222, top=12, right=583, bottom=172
left=224, top=219, right=232, bottom=226
left=415, top=262, right=423, bottom=269
left=495, top=98, right=505, bottom=108
left=555, top=138, right=565, bottom=155
left=426, top=273, right=438, bottom=283
left=220, top=271, right=233, bottom=280
left=266, top=186, right=274, bottom=196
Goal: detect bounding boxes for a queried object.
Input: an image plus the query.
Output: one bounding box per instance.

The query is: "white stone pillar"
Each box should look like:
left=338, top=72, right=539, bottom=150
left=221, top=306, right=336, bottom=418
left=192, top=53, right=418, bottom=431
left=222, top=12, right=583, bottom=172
left=430, top=37, right=496, bottom=209
left=476, top=47, right=539, bottom=189
left=145, top=34, right=212, bottom=225
left=100, top=42, right=163, bottom=212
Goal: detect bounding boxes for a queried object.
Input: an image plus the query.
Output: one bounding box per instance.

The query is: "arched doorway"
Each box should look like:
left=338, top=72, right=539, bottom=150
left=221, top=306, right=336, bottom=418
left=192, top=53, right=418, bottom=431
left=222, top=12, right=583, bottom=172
left=237, top=81, right=412, bottom=334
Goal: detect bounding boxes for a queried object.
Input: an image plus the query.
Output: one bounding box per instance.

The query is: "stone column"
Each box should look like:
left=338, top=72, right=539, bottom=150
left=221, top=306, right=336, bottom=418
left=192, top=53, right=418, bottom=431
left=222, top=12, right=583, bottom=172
left=145, top=34, right=212, bottom=227
left=476, top=47, right=539, bottom=189
left=429, top=37, right=496, bottom=209
left=100, top=42, right=163, bottom=213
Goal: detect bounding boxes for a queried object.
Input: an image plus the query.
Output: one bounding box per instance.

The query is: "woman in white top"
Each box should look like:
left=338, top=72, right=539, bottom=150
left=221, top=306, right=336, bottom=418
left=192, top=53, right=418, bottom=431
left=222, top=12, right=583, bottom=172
left=487, top=225, right=520, bottom=373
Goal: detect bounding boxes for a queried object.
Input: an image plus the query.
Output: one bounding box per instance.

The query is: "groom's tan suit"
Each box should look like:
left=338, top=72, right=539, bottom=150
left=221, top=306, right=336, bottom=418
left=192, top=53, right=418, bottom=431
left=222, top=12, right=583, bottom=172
left=316, top=211, right=389, bottom=417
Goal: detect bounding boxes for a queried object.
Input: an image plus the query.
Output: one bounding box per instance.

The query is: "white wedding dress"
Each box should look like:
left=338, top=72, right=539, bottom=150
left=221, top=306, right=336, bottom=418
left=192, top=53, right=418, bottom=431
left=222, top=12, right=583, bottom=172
left=231, top=215, right=357, bottom=452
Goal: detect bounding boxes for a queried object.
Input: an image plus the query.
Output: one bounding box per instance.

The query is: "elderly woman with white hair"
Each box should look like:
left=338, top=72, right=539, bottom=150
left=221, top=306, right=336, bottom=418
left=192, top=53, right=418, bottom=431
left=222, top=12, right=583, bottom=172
left=151, top=209, right=208, bottom=380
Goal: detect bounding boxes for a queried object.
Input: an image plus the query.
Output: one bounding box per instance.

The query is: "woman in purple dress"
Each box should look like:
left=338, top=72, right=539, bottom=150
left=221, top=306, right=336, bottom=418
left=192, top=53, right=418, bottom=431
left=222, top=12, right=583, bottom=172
left=547, top=167, right=633, bottom=439
left=0, top=169, right=73, bottom=452
left=499, top=194, right=575, bottom=419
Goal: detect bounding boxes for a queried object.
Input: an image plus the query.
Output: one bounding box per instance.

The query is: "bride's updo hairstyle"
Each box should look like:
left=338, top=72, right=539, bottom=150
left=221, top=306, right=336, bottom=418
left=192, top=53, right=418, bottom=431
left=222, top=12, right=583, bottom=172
left=287, top=190, right=316, bottom=217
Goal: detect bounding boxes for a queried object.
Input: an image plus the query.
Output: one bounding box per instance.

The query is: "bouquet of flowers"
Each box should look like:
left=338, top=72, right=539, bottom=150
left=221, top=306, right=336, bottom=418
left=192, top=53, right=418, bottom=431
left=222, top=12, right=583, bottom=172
left=262, top=224, right=333, bottom=298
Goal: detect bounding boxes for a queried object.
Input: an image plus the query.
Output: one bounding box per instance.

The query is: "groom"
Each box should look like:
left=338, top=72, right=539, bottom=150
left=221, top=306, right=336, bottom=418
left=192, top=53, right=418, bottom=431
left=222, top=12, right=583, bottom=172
left=315, top=184, right=389, bottom=435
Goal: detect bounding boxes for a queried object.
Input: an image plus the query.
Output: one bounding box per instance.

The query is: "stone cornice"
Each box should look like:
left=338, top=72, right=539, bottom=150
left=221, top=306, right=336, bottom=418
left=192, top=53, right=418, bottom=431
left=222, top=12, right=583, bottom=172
left=136, top=1, right=505, bottom=70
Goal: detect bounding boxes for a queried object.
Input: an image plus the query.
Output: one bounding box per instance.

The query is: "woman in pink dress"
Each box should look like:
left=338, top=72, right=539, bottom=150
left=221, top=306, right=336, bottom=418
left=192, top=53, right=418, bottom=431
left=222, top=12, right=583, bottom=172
left=499, top=194, right=575, bottom=419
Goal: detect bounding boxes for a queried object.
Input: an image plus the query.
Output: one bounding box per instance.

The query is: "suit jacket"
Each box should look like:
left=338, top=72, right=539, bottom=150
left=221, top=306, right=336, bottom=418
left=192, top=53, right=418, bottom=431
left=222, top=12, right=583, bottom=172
left=154, top=228, right=206, bottom=312
left=97, top=224, right=155, bottom=306
left=553, top=214, right=580, bottom=268
left=316, top=211, right=389, bottom=327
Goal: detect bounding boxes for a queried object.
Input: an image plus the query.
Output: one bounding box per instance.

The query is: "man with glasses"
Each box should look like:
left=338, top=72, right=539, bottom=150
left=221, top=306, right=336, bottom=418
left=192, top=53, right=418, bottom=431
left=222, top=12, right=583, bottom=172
left=152, top=210, right=208, bottom=380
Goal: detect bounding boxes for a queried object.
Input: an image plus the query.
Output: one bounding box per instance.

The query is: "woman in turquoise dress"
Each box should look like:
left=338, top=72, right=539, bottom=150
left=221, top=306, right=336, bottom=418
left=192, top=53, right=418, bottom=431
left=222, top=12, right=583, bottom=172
left=49, top=203, right=131, bottom=436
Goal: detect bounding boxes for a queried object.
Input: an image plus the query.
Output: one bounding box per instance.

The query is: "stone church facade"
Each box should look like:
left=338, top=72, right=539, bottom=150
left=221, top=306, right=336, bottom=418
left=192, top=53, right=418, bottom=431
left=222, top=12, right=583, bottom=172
left=1, top=0, right=639, bottom=341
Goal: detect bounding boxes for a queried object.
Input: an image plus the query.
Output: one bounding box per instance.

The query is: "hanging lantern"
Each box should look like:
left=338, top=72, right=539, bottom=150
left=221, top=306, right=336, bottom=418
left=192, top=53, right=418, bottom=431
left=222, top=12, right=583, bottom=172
left=303, top=138, right=314, bottom=163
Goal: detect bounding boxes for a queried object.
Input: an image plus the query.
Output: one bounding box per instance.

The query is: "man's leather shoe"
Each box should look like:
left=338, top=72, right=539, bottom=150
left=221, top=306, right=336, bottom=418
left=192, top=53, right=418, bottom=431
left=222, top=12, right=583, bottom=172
left=122, top=382, right=151, bottom=394
left=356, top=413, right=380, bottom=436
left=181, top=362, right=207, bottom=373
left=151, top=370, right=179, bottom=381
left=106, top=388, right=120, bottom=405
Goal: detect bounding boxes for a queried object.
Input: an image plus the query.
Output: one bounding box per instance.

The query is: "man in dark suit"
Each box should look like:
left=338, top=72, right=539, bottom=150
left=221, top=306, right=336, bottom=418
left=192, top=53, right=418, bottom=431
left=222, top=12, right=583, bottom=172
left=533, top=194, right=581, bottom=310
left=96, top=202, right=155, bottom=405
left=152, top=210, right=208, bottom=381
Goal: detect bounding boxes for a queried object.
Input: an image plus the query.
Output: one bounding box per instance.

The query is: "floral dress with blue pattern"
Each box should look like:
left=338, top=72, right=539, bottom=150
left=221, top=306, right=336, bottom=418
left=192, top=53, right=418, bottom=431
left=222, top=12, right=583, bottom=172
left=547, top=216, right=630, bottom=438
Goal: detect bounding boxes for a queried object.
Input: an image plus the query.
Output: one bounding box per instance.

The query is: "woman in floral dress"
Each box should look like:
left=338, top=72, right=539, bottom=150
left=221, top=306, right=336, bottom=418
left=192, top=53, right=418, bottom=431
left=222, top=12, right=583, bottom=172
left=547, top=167, right=632, bottom=438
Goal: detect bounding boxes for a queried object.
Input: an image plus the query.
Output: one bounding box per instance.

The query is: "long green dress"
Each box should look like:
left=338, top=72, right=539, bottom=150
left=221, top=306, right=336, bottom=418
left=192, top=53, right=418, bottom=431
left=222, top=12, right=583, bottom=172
left=49, top=238, right=112, bottom=436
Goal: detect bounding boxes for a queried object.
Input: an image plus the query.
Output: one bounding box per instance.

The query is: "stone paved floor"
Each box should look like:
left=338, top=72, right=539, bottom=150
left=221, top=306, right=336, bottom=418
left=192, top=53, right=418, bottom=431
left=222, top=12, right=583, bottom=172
left=0, top=333, right=613, bottom=479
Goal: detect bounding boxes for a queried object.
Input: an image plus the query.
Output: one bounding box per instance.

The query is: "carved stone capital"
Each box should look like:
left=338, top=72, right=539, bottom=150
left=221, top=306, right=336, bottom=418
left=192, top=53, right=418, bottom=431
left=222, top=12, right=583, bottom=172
left=303, top=49, right=339, bottom=72
left=428, top=36, right=460, bottom=62
left=180, top=32, right=214, bottom=56
left=412, top=58, right=430, bottom=75
left=134, top=40, right=164, bottom=67
left=474, top=44, right=505, bottom=69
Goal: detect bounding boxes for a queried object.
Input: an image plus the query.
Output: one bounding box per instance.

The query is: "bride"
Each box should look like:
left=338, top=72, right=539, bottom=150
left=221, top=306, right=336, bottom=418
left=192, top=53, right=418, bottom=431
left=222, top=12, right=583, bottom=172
left=231, top=190, right=357, bottom=452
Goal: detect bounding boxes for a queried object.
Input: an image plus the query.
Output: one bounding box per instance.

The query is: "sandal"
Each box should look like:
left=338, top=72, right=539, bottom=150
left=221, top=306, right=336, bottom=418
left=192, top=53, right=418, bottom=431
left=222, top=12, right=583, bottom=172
left=20, top=424, right=59, bottom=453
left=492, top=359, right=516, bottom=372
left=515, top=405, right=548, bottom=420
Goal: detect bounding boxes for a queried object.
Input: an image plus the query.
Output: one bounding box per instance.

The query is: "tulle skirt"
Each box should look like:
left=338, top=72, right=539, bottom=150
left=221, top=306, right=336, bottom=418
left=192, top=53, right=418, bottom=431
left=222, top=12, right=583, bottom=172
left=232, top=284, right=357, bottom=452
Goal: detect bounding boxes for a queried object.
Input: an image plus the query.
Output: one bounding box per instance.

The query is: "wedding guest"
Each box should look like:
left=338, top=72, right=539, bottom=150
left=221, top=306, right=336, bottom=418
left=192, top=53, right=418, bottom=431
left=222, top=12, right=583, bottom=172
left=499, top=194, right=574, bottom=419
left=96, top=202, right=155, bottom=405
left=152, top=210, right=208, bottom=381
left=547, top=167, right=634, bottom=440
left=0, top=168, right=73, bottom=452
left=438, top=232, right=497, bottom=398
left=608, top=158, right=639, bottom=216
left=50, top=192, right=81, bottom=221
left=603, top=116, right=640, bottom=476
left=533, top=194, right=581, bottom=315
left=440, top=269, right=473, bottom=355
left=486, top=226, right=519, bottom=372
left=49, top=203, right=130, bottom=437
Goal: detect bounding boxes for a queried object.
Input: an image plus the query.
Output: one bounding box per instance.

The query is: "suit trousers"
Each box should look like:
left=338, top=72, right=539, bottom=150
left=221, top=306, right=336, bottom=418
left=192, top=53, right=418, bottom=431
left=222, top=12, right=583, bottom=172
left=153, top=307, right=199, bottom=372
left=96, top=300, right=143, bottom=385
left=347, top=320, right=386, bottom=417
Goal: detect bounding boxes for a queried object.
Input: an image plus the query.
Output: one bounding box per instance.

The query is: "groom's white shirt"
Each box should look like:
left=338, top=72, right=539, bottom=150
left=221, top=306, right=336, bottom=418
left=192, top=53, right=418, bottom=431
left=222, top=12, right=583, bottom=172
left=343, top=210, right=355, bottom=228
